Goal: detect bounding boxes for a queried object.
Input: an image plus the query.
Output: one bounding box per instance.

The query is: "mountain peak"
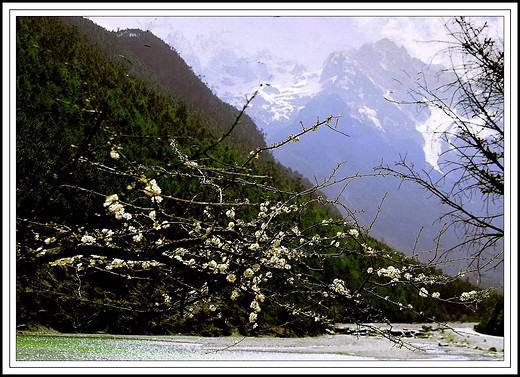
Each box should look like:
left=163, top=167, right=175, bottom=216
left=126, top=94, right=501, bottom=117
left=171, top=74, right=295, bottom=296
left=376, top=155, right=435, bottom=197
left=353, top=38, right=412, bottom=71
left=374, top=37, right=400, bottom=49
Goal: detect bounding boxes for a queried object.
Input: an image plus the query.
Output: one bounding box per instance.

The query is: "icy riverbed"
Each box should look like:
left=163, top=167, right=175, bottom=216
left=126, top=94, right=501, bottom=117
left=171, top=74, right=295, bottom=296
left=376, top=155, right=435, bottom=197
left=15, top=322, right=504, bottom=362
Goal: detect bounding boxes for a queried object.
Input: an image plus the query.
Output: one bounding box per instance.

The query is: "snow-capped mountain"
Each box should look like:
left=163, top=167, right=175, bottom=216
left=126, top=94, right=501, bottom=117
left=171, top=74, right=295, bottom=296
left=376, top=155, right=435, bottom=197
left=261, top=40, right=450, bottom=256
left=164, top=31, right=323, bottom=129
left=167, top=33, right=446, bottom=172
left=164, top=33, right=501, bottom=281
left=165, top=33, right=448, bottom=244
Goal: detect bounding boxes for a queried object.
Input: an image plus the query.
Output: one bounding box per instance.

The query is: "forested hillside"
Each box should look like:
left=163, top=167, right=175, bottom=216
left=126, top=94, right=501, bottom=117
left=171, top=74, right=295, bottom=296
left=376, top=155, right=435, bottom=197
left=16, top=16, right=501, bottom=337
left=59, top=17, right=267, bottom=156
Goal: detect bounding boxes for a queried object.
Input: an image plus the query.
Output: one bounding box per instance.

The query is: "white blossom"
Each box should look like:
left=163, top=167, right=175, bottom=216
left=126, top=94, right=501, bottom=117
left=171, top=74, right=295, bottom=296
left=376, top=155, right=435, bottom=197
left=460, top=290, right=478, bottom=301
left=250, top=300, right=261, bottom=312
left=104, top=194, right=119, bottom=207
left=226, top=208, right=235, bottom=219
left=210, top=236, right=222, bottom=247
left=377, top=266, right=401, bottom=281
left=162, top=293, right=171, bottom=304
left=217, top=263, right=228, bottom=273
left=231, top=289, right=240, bottom=300
left=81, top=234, right=96, bottom=245
left=44, top=237, right=56, bottom=244
left=106, top=258, right=126, bottom=270
left=110, top=148, right=120, bottom=159
left=104, top=195, right=130, bottom=220
left=330, top=278, right=351, bottom=297
left=144, top=179, right=163, bottom=203
left=101, top=229, right=114, bottom=239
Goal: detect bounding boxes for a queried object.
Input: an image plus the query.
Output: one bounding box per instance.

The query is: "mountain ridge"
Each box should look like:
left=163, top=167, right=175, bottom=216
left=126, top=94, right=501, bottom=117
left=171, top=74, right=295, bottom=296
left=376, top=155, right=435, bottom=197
left=73, top=17, right=502, bottom=284
left=158, top=33, right=502, bottom=283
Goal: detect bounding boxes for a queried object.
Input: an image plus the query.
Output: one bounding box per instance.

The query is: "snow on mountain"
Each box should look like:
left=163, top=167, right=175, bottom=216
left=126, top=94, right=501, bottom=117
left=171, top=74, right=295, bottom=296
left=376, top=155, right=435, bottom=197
left=163, top=28, right=455, bottom=173
left=358, top=105, right=384, bottom=132
left=162, top=32, right=501, bottom=281
left=164, top=31, right=445, bottom=169
left=415, top=105, right=456, bottom=174
left=165, top=30, right=322, bottom=128
left=262, top=39, right=453, bottom=250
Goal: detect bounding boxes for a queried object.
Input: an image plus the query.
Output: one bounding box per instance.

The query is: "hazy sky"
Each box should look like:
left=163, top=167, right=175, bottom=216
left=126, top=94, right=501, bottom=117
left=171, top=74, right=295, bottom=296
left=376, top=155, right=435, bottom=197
left=87, top=14, right=504, bottom=70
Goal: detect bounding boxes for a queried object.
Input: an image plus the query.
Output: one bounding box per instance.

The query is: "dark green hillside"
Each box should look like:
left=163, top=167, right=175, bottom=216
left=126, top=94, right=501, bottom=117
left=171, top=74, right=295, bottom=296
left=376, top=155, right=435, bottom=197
left=15, top=16, right=498, bottom=337
left=58, top=16, right=328, bottom=209
left=59, top=17, right=267, bottom=159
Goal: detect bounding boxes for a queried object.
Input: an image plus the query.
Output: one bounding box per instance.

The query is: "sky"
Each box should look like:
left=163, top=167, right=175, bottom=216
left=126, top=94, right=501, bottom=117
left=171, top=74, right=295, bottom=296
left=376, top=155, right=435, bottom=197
left=86, top=12, right=505, bottom=71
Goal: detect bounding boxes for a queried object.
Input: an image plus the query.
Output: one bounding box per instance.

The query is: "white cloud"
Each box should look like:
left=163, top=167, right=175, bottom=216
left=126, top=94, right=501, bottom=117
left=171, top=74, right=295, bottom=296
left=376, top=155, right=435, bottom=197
left=378, top=18, right=450, bottom=65
left=88, top=16, right=503, bottom=72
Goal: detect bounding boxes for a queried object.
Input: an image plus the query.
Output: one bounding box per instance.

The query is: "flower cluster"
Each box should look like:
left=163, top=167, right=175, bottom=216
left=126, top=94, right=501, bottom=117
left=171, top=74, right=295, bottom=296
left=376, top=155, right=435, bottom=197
left=377, top=266, right=401, bottom=282
left=81, top=234, right=96, bottom=245
left=88, top=254, right=106, bottom=268
left=225, top=208, right=235, bottom=219
left=105, top=258, right=126, bottom=270
left=39, top=120, right=487, bottom=338
left=143, top=179, right=163, bottom=204
left=262, top=245, right=291, bottom=270
left=44, top=237, right=56, bottom=244
left=49, top=255, right=83, bottom=267
left=104, top=194, right=132, bottom=220
left=364, top=244, right=376, bottom=256
left=330, top=278, right=351, bottom=298
left=101, top=228, right=114, bottom=243
left=460, top=290, right=478, bottom=301
left=109, top=145, right=122, bottom=160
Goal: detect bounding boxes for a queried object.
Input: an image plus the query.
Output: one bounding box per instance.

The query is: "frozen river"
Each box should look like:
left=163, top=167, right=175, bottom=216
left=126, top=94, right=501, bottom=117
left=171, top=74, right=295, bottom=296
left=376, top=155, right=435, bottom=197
left=14, top=322, right=505, bottom=366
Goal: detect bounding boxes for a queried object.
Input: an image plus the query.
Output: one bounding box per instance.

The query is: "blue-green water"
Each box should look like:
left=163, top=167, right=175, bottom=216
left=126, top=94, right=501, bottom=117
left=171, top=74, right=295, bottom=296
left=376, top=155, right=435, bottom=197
left=19, top=335, right=174, bottom=360
left=17, top=335, right=233, bottom=361
left=15, top=334, right=356, bottom=361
